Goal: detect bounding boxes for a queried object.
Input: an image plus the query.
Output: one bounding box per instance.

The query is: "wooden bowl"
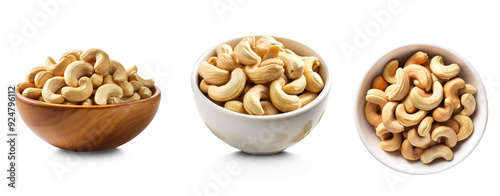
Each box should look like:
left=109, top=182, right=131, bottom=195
left=15, top=85, right=161, bottom=151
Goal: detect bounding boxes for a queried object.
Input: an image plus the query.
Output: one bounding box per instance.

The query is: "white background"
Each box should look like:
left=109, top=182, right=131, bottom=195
left=1, top=0, right=499, bottom=195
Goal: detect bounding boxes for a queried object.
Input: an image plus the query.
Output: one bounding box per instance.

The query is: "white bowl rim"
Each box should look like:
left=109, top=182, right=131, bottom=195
left=191, top=35, right=331, bottom=120
left=354, top=43, right=489, bottom=175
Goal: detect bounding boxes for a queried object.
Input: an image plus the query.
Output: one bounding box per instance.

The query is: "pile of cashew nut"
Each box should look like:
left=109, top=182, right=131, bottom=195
left=364, top=51, right=476, bottom=164
left=198, top=36, right=325, bottom=115
left=18, top=48, right=155, bottom=105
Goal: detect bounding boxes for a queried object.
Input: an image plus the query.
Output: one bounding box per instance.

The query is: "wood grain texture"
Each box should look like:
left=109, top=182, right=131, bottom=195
left=15, top=85, right=161, bottom=151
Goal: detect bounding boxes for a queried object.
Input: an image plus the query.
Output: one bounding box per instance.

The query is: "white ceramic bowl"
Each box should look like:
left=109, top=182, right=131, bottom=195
left=355, top=44, right=488, bottom=174
left=192, top=36, right=331, bottom=155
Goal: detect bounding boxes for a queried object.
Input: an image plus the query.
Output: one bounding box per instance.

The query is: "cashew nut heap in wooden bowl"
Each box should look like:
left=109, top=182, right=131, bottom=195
left=364, top=51, right=478, bottom=164
left=198, top=36, right=325, bottom=115
left=15, top=49, right=161, bottom=151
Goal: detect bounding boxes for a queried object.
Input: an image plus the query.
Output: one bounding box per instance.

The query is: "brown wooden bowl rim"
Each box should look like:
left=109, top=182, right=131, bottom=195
left=15, top=84, right=161, bottom=108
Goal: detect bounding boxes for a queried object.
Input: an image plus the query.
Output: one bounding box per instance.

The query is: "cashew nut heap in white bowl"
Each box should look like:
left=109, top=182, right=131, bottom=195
left=192, top=36, right=330, bottom=155
left=18, top=48, right=155, bottom=105
left=355, top=45, right=487, bottom=174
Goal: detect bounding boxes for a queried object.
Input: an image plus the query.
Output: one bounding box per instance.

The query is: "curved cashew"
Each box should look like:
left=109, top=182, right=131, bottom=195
left=90, top=74, right=104, bottom=88
left=443, top=78, right=465, bottom=110
left=375, top=123, right=391, bottom=139
left=129, top=71, right=155, bottom=88
left=253, top=36, right=284, bottom=57
left=207, top=57, right=218, bottom=66
left=61, top=77, right=93, bottom=102
left=263, top=45, right=282, bottom=61
left=439, top=119, right=460, bottom=133
left=216, top=44, right=233, bottom=56
left=22, top=88, right=42, bottom=99
left=130, top=80, right=144, bottom=92
left=106, top=60, right=128, bottom=82
left=366, top=89, right=388, bottom=108
left=244, top=58, right=284, bottom=84
left=199, top=79, right=211, bottom=94
left=224, top=100, right=247, bottom=114
left=217, top=53, right=243, bottom=71
left=199, top=61, right=230, bottom=85
left=260, top=101, right=279, bottom=115
left=431, top=73, right=447, bottom=85
left=138, top=87, right=153, bottom=99
left=270, top=78, right=301, bottom=112
left=118, top=81, right=134, bottom=97
left=403, top=64, right=432, bottom=91
left=41, top=76, right=67, bottom=104
left=420, top=144, right=453, bottom=164
left=404, top=51, right=428, bottom=67
left=382, top=60, right=399, bottom=84
left=299, top=92, right=318, bottom=107
left=432, top=98, right=455, bottom=122
left=458, top=84, right=477, bottom=96
left=380, top=132, right=402, bottom=152
left=59, top=49, right=82, bottom=61
left=103, top=75, right=117, bottom=85
left=279, top=52, right=305, bottom=80
left=372, top=75, right=388, bottom=91
left=303, top=57, right=324, bottom=93
left=243, top=84, right=269, bottom=115
left=80, top=48, right=110, bottom=74
left=459, top=93, right=476, bottom=116
left=126, top=65, right=137, bottom=76
left=108, top=92, right=141, bottom=104
left=365, top=102, right=382, bottom=127
left=407, top=128, right=434, bottom=148
left=17, top=82, right=36, bottom=94
left=234, top=36, right=261, bottom=66
left=34, top=71, right=54, bottom=88
left=301, top=56, right=320, bottom=72
left=26, top=66, right=47, bottom=83
left=401, top=139, right=424, bottom=161
left=417, top=116, right=434, bottom=136
left=395, top=104, right=427, bottom=127
left=453, top=114, right=474, bottom=141
left=385, top=68, right=410, bottom=101
left=431, top=126, right=457, bottom=148
left=94, top=84, right=123, bottom=105
left=401, top=95, right=417, bottom=113
left=381, top=102, right=404, bottom=133
left=208, top=68, right=246, bottom=102
left=409, top=81, right=443, bottom=110
left=282, top=75, right=306, bottom=95
left=45, top=56, right=72, bottom=76
left=64, top=61, right=94, bottom=87
left=430, top=55, right=460, bottom=80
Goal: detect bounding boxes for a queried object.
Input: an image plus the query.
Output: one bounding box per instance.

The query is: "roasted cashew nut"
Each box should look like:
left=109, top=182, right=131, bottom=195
left=34, top=71, right=54, bottom=88
left=380, top=132, right=402, bottom=152
left=365, top=102, right=382, bottom=127
left=299, top=92, right=318, bottom=107
left=224, top=100, right=247, bottom=114
left=409, top=81, right=444, bottom=110
left=61, top=77, right=93, bottom=102
left=108, top=92, right=141, bottom=104
left=253, top=36, right=284, bottom=57
left=243, top=84, right=270, bottom=115
left=443, top=78, right=465, bottom=110
left=459, top=93, right=476, bottom=116
left=94, top=84, right=124, bottom=105
left=407, top=128, right=434, bottom=148
left=431, top=126, right=457, bottom=148
left=420, top=144, right=453, bottom=164
left=106, top=60, right=128, bottom=82
left=278, top=52, right=305, bottom=80
left=381, top=102, right=404, bottom=133
left=41, top=76, right=67, bottom=104
left=382, top=59, right=399, bottom=84
left=401, top=139, right=424, bottom=161
left=395, top=103, right=427, bottom=127
left=80, top=48, right=111, bottom=74
left=404, top=51, right=428, bottom=67
left=198, top=61, right=230, bottom=85
left=453, top=114, right=474, bottom=141
left=432, top=98, right=455, bottom=122
left=430, top=55, right=460, bottom=80
left=45, top=56, right=73, bottom=76
left=282, top=75, right=306, bottom=95
left=208, top=68, right=246, bottom=102
left=270, top=78, right=301, bottom=112
left=64, top=61, right=94, bottom=87
left=385, top=68, right=410, bottom=101
left=403, top=64, right=432, bottom=91
left=234, top=36, right=261, bottom=66
left=372, top=75, right=388, bottom=91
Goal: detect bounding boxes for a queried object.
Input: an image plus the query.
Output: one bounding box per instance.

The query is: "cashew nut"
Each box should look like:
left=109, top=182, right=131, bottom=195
left=420, top=144, right=453, bottom=164
left=199, top=61, right=231, bottom=86
left=404, top=51, right=428, bottom=67
left=94, top=84, right=123, bottom=105
left=407, top=128, right=434, bottom=148
left=224, top=100, right=247, bottom=114
left=216, top=44, right=233, bottom=56
left=103, top=75, right=117, bottom=85
left=253, top=36, right=284, bottom=57
left=301, top=56, right=320, bottom=72
left=118, top=81, right=135, bottom=97
left=64, top=61, right=94, bottom=87
left=130, top=80, right=144, bottom=92
left=17, top=82, right=36, bottom=94
left=365, top=102, right=382, bottom=127
left=90, top=74, right=104, bottom=88
left=403, top=64, right=432, bottom=91
left=22, top=88, right=42, bottom=99
left=80, top=48, right=110, bottom=74
left=443, top=78, right=465, bottom=110
left=34, top=71, right=54, bottom=88
left=260, top=100, right=279, bottom=115
left=375, top=123, right=391, bottom=140
left=299, top=92, right=318, bottom=107
left=244, top=58, right=284, bottom=84
left=270, top=78, right=301, bottom=112
left=401, top=95, right=417, bottom=113
left=372, top=75, right=388, bottom=91
left=382, top=59, right=399, bottom=84
left=417, top=116, right=434, bottom=136
left=108, top=92, right=141, bottom=104
left=82, top=98, right=93, bottom=106
left=45, top=56, right=72, bottom=76
left=129, top=71, right=155, bottom=88
left=59, top=49, right=82, bottom=61
left=395, top=103, right=427, bottom=127
left=199, top=79, right=211, bottom=94
left=263, top=45, right=282, bottom=61
left=401, top=139, right=424, bottom=161
left=409, top=81, right=443, bottom=110
left=438, top=119, right=460, bottom=133
left=106, top=60, right=128, bottom=82
left=60, top=77, right=93, bottom=102
left=459, top=93, right=476, bottom=116
left=303, top=57, right=324, bottom=93
left=282, top=75, right=306, bottom=95
left=453, top=114, right=474, bottom=141
left=431, top=126, right=457, bottom=148
left=41, top=76, right=67, bottom=104
left=430, top=55, right=460, bottom=80
left=217, top=53, right=243, bottom=71
left=208, top=68, right=246, bottom=102
left=26, top=66, right=47, bottom=83
left=278, top=52, right=305, bottom=80
left=381, top=102, right=404, bottom=133
left=385, top=68, right=410, bottom=101
left=243, top=84, right=270, bottom=115
left=234, top=36, right=261, bottom=66
left=138, top=87, right=152, bottom=99
left=432, top=98, right=455, bottom=122
left=126, top=65, right=138, bottom=76
left=365, top=89, right=388, bottom=108
left=458, top=84, right=477, bottom=96
left=380, top=132, right=402, bottom=152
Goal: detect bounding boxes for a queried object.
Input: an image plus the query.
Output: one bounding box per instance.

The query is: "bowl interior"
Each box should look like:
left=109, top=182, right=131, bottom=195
left=355, top=44, right=488, bottom=174
left=191, top=36, right=331, bottom=119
